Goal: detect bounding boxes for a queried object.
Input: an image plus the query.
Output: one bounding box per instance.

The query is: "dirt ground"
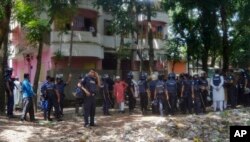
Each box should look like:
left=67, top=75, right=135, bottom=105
left=0, top=107, right=249, bottom=142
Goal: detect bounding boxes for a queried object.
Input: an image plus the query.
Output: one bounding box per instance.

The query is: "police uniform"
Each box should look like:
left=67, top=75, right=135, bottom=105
left=181, top=77, right=193, bottom=114
left=46, top=81, right=61, bottom=121
left=193, top=78, right=202, bottom=114
left=155, top=79, right=166, bottom=116
left=40, top=80, right=49, bottom=120
left=211, top=74, right=225, bottom=112
left=82, top=75, right=98, bottom=126
left=166, top=78, right=177, bottom=115
left=238, top=72, right=247, bottom=105
left=126, top=79, right=136, bottom=113
left=56, top=80, right=67, bottom=115
left=138, top=78, right=148, bottom=113
left=226, top=73, right=237, bottom=108
left=199, top=77, right=208, bottom=111
left=74, top=83, right=85, bottom=116
left=5, top=73, right=14, bottom=117
left=100, top=79, right=111, bottom=115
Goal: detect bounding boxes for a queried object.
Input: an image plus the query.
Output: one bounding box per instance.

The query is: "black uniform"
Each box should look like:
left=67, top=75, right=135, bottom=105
left=82, top=75, right=98, bottom=126
left=45, top=81, right=61, bottom=121
left=155, top=80, right=166, bottom=116
left=193, top=78, right=202, bottom=114
left=226, top=73, right=237, bottom=108
left=127, top=79, right=136, bottom=113
left=5, top=77, right=15, bottom=117
left=166, top=79, right=177, bottom=115
left=182, top=78, right=193, bottom=114
left=138, top=79, right=148, bottom=113
left=100, top=80, right=111, bottom=115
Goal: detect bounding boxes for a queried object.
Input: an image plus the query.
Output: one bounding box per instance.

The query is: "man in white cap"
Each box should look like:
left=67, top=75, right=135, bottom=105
left=113, top=76, right=128, bottom=113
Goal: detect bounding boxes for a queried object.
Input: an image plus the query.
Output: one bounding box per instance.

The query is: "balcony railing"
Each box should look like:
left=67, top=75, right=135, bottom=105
left=51, top=31, right=101, bottom=44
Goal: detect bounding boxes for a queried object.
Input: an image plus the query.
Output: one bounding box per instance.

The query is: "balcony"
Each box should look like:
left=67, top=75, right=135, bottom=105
left=50, top=31, right=103, bottom=59
left=51, top=31, right=101, bottom=44
left=152, top=12, right=168, bottom=23
left=78, top=0, right=99, bottom=12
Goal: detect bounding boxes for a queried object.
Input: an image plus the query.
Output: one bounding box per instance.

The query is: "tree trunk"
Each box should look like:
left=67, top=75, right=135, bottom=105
left=221, top=5, right=229, bottom=72
left=172, top=61, right=176, bottom=72
left=68, top=26, right=74, bottom=70
left=201, top=52, right=208, bottom=72
left=116, top=35, right=124, bottom=76
left=211, top=55, right=216, bottom=67
left=33, top=39, right=43, bottom=112
left=0, top=2, right=11, bottom=113
left=147, top=3, right=154, bottom=74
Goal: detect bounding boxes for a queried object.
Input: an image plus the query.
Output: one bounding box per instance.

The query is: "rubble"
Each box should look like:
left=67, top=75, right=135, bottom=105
left=0, top=107, right=250, bottom=141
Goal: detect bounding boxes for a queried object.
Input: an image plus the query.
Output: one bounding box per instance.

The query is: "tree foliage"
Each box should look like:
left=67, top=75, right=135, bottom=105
left=163, top=0, right=250, bottom=71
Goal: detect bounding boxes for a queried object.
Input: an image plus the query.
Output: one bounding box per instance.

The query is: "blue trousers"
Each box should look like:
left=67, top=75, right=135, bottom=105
left=140, top=92, right=148, bottom=112
left=7, top=92, right=14, bottom=116
left=84, top=96, right=96, bottom=125
left=103, top=93, right=110, bottom=115
left=47, top=94, right=60, bottom=119
left=182, top=93, right=193, bottom=114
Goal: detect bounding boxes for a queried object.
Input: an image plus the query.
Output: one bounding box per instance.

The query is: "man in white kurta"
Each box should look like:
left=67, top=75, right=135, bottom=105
left=14, top=78, right=22, bottom=110
left=210, top=70, right=225, bottom=112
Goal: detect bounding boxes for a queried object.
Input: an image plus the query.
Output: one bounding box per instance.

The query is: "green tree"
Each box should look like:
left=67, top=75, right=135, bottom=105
left=163, top=0, right=222, bottom=72
left=164, top=38, right=185, bottom=72
left=14, top=0, right=78, bottom=110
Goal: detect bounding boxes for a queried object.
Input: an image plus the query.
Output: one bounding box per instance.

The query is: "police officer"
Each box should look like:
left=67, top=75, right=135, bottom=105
left=238, top=70, right=248, bottom=106
left=106, top=75, right=115, bottom=108
left=154, top=74, right=167, bottom=116
left=126, top=72, right=136, bottom=114
left=21, top=73, right=35, bottom=121
left=149, top=74, right=158, bottom=114
left=4, top=68, right=15, bottom=118
left=192, top=73, right=203, bottom=115
left=73, top=77, right=85, bottom=116
left=181, top=74, right=193, bottom=114
left=210, top=70, right=225, bottom=112
left=46, top=77, right=61, bottom=121
left=226, top=70, right=237, bottom=108
left=166, top=73, right=177, bottom=115
left=100, top=74, right=112, bottom=115
left=81, top=69, right=100, bottom=127
left=138, top=72, right=149, bottom=114
left=199, top=71, right=209, bottom=112
left=40, top=76, right=50, bottom=120
left=56, top=74, right=72, bottom=116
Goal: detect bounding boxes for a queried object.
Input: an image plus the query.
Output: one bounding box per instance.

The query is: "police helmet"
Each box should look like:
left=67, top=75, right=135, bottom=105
left=4, top=68, right=13, bottom=77
left=168, top=73, right=176, bottom=80
left=139, top=72, right=147, bottom=80
left=101, top=74, right=109, bottom=81
left=193, top=73, right=199, bottom=79
left=127, top=72, right=133, bottom=79
left=200, top=71, right=206, bottom=78
left=158, top=74, right=164, bottom=80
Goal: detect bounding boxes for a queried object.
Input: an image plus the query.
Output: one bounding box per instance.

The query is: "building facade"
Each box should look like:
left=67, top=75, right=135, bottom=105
left=10, top=0, right=182, bottom=84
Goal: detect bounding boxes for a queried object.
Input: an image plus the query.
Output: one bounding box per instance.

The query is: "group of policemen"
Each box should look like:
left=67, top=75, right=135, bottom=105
left=138, top=72, right=210, bottom=116
left=95, top=69, right=250, bottom=116
left=4, top=66, right=250, bottom=126
left=84, top=71, right=210, bottom=116
left=40, top=74, right=71, bottom=121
